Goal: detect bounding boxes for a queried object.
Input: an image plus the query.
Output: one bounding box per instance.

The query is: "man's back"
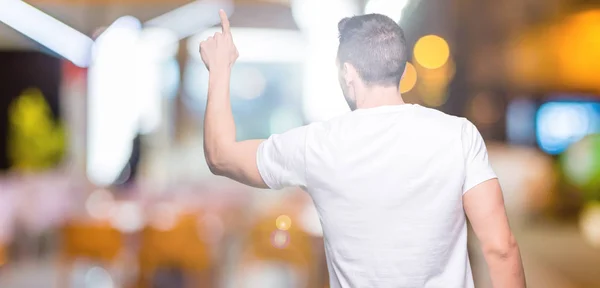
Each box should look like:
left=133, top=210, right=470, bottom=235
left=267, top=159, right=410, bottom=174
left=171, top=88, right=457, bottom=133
left=257, top=104, right=496, bottom=287
left=306, top=104, right=475, bottom=287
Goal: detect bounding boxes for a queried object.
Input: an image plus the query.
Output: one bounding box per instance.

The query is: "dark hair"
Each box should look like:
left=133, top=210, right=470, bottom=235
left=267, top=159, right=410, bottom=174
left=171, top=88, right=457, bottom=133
left=337, top=14, right=407, bottom=87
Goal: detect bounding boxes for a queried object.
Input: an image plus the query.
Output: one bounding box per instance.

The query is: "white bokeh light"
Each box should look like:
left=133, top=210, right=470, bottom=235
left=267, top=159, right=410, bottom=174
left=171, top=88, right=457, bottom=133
left=291, top=0, right=360, bottom=123
left=232, top=67, right=267, bottom=100
left=302, top=43, right=350, bottom=123
left=189, top=28, right=306, bottom=63
left=110, top=201, right=144, bottom=233
left=84, top=266, right=115, bottom=288
left=88, top=19, right=178, bottom=186
left=85, top=189, right=115, bottom=220
left=365, top=0, right=411, bottom=23
left=87, top=16, right=142, bottom=186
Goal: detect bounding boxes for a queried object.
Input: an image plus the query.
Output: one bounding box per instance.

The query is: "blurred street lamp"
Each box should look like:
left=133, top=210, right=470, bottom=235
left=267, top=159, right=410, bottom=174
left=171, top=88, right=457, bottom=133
left=0, top=0, right=94, bottom=67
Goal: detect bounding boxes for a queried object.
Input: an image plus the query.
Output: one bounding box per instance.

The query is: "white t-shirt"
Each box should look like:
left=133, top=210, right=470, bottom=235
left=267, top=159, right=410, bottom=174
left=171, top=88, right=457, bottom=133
left=256, top=104, right=497, bottom=288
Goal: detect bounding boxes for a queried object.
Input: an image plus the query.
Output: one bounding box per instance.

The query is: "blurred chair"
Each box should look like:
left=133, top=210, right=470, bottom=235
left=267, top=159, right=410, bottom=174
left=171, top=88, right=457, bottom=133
left=59, top=221, right=124, bottom=287
left=136, top=213, right=213, bottom=288
left=238, top=211, right=317, bottom=288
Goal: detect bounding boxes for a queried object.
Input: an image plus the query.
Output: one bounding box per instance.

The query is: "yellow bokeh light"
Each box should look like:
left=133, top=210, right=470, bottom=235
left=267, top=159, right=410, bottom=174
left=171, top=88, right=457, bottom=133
left=580, top=203, right=600, bottom=248
left=400, top=62, right=417, bottom=93
left=275, top=215, right=292, bottom=231
left=413, top=35, right=450, bottom=70
left=414, top=59, right=454, bottom=107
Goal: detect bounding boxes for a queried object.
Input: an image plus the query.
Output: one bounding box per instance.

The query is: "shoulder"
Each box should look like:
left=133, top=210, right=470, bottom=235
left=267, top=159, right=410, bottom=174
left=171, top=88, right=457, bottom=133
left=302, top=112, right=351, bottom=134
left=412, top=105, right=467, bottom=130
left=416, top=105, right=462, bottom=121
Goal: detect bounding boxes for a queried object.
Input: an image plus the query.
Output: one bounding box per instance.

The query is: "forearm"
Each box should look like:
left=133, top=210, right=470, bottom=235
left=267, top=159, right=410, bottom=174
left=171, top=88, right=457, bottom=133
left=204, top=67, right=236, bottom=168
left=484, top=241, right=526, bottom=288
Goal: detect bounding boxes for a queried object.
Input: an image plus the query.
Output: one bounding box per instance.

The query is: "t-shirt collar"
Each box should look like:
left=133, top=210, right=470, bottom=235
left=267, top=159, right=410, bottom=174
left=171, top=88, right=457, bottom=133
left=353, top=103, right=418, bottom=115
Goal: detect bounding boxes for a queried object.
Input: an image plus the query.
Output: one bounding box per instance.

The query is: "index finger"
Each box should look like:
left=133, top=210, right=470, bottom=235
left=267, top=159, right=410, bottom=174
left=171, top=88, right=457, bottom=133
left=219, top=9, right=231, bottom=34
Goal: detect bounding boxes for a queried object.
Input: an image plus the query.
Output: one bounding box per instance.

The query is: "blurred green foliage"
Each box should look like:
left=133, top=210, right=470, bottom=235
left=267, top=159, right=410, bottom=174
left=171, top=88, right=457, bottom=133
left=7, top=88, right=66, bottom=171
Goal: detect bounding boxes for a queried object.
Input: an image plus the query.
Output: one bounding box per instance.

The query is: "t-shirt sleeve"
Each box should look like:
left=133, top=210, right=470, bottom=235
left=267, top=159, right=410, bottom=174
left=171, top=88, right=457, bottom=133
left=256, top=125, right=308, bottom=190
left=461, top=119, right=497, bottom=194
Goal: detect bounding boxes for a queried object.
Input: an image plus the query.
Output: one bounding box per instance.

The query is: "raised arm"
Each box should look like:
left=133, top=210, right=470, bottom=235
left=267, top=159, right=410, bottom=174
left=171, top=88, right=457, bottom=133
left=464, top=179, right=526, bottom=288
left=199, top=10, right=267, bottom=188
left=199, top=10, right=308, bottom=190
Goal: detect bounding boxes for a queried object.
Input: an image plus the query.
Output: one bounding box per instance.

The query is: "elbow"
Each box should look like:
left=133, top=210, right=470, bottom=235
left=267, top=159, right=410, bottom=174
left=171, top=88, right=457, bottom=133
left=207, top=160, right=224, bottom=176
left=205, top=149, right=226, bottom=176
left=204, top=141, right=236, bottom=176
left=483, top=235, right=519, bottom=260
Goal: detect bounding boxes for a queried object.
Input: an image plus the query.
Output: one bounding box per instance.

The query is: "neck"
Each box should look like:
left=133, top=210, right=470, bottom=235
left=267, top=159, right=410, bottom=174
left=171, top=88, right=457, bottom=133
left=355, top=85, right=405, bottom=109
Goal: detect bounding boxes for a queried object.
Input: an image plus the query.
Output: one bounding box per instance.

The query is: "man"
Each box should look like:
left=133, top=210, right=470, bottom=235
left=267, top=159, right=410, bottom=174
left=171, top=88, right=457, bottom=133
left=200, top=10, right=526, bottom=288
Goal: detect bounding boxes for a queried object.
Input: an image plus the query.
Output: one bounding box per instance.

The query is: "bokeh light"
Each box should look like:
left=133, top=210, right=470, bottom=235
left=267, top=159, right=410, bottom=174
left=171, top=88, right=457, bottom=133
left=291, top=0, right=358, bottom=34
left=554, top=10, right=600, bottom=90
left=109, top=201, right=144, bottom=233
left=579, top=202, right=600, bottom=248
left=400, top=62, right=417, bottom=94
left=468, top=92, right=502, bottom=126
left=536, top=102, right=599, bottom=155
left=149, top=202, right=179, bottom=231
left=413, top=35, right=450, bottom=70
left=270, top=230, right=290, bottom=249
left=85, top=189, right=115, bottom=220
left=364, top=0, right=410, bottom=23
left=275, top=215, right=292, bottom=231
left=231, top=66, right=267, bottom=100
left=414, top=57, right=454, bottom=107
left=84, top=266, right=115, bottom=288
left=561, top=134, right=600, bottom=195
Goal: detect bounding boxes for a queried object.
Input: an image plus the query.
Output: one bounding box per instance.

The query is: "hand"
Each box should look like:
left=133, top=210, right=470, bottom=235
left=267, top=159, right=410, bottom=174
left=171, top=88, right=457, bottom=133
left=199, top=9, right=239, bottom=72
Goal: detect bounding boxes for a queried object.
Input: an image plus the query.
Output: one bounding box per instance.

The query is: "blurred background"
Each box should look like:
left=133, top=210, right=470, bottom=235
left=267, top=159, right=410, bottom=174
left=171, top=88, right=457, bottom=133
left=1, top=0, right=600, bottom=287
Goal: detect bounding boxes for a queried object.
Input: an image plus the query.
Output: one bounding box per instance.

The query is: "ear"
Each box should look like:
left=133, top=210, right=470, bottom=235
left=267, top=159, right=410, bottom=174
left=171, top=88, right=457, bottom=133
left=343, top=63, right=359, bottom=86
